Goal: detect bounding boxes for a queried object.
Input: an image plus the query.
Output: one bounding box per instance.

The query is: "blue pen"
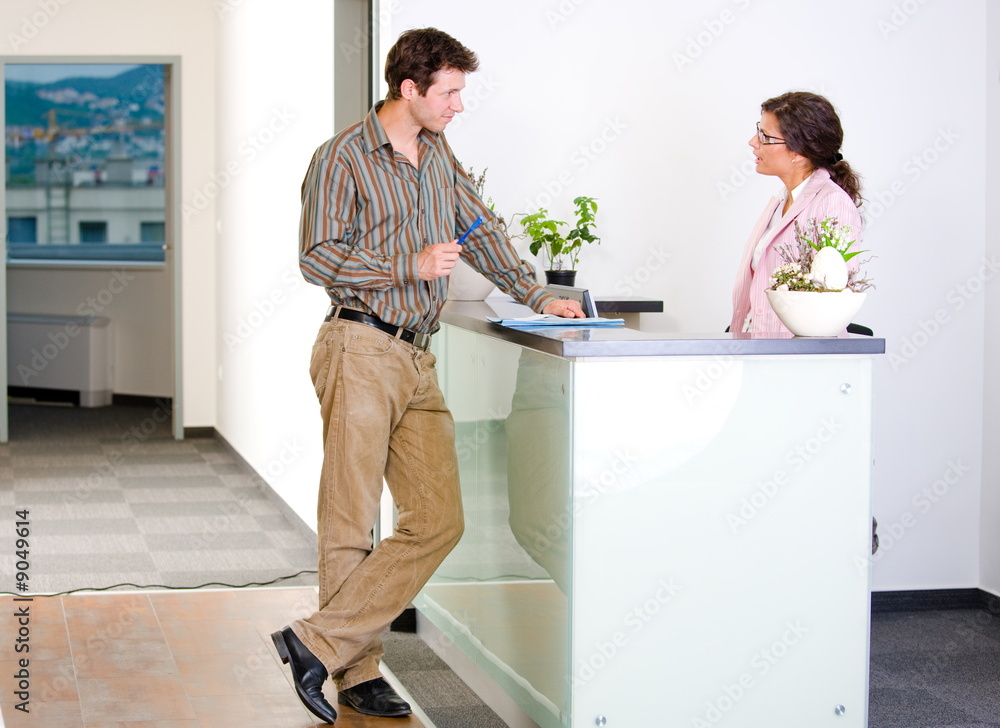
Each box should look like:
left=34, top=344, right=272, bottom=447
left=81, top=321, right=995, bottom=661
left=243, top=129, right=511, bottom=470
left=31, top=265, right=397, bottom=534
left=456, top=216, right=484, bottom=245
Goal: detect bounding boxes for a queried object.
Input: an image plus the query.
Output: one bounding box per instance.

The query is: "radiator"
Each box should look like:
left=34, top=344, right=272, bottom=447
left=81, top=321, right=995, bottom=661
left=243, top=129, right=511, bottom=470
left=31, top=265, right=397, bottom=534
left=7, top=314, right=115, bottom=407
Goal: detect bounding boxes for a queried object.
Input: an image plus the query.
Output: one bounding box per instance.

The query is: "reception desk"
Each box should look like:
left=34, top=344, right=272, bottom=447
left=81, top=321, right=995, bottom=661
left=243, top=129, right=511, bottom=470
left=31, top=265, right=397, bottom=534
left=415, top=299, right=884, bottom=728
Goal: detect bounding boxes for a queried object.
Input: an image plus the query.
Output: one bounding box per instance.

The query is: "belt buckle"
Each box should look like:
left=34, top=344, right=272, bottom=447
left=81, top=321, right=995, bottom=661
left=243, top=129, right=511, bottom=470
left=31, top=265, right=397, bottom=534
left=411, top=331, right=431, bottom=351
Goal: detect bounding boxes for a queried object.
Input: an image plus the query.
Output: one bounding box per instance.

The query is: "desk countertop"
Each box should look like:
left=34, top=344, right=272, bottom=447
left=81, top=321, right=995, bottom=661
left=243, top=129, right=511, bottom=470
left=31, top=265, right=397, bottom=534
left=440, top=299, right=885, bottom=359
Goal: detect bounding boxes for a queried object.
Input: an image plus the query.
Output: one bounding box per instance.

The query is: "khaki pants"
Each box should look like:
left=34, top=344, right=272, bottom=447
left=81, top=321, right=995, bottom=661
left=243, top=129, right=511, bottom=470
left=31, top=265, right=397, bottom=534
left=292, top=318, right=463, bottom=690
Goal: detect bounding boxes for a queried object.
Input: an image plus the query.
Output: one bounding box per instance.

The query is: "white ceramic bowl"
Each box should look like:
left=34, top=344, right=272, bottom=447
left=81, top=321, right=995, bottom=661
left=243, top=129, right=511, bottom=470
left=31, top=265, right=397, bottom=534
left=765, top=289, right=867, bottom=337
left=447, top=260, right=496, bottom=301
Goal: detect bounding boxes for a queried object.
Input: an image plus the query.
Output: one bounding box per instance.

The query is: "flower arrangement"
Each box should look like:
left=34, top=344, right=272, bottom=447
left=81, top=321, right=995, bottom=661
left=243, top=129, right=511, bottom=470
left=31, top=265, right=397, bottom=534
left=769, top=217, right=874, bottom=293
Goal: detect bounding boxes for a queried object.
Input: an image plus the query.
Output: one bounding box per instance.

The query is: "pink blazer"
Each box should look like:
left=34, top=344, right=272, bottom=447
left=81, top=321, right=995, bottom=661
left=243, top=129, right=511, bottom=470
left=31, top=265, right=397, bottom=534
left=730, top=167, right=863, bottom=334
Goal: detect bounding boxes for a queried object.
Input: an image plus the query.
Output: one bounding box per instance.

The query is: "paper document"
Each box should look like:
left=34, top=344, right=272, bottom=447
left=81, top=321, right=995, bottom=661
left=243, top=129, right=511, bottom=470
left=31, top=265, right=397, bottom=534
left=487, top=314, right=624, bottom=328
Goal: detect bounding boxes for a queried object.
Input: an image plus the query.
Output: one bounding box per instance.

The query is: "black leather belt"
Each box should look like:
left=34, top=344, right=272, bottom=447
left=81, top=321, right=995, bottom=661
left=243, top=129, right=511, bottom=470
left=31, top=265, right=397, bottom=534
left=325, top=306, right=431, bottom=350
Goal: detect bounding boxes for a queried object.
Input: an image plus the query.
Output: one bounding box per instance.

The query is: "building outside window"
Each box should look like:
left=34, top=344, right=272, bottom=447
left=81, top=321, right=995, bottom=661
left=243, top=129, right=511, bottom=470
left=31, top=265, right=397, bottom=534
left=79, top=220, right=108, bottom=244
left=6, top=216, right=36, bottom=243
left=140, top=220, right=164, bottom=244
left=4, top=63, right=167, bottom=263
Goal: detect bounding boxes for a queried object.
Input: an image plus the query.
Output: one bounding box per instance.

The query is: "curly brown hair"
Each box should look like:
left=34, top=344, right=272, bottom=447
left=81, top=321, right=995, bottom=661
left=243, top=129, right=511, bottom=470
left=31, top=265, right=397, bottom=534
left=762, top=92, right=863, bottom=208
left=384, top=28, right=479, bottom=100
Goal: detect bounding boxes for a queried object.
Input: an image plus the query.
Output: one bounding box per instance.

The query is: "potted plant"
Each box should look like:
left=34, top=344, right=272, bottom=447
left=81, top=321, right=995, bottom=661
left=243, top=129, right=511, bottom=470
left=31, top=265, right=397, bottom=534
left=765, top=217, right=874, bottom=336
left=519, top=196, right=600, bottom=287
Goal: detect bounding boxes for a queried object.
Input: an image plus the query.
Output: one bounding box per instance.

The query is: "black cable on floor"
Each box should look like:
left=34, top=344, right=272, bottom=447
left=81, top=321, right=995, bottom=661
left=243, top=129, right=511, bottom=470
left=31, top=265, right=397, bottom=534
left=0, top=569, right=318, bottom=598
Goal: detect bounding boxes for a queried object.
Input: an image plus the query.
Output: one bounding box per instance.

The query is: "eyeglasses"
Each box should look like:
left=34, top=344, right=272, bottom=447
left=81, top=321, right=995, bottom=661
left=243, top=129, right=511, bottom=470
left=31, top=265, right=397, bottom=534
left=756, top=122, right=786, bottom=145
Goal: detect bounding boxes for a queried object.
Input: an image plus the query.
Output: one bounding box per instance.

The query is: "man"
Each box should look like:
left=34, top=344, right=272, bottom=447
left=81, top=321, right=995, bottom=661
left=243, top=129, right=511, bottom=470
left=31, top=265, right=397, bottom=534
left=272, top=27, right=583, bottom=725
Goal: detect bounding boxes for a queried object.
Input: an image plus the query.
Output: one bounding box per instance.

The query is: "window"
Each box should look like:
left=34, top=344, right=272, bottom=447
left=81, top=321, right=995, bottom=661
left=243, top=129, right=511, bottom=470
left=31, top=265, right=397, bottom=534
left=79, top=221, right=107, bottom=244
left=7, top=216, right=36, bottom=243
left=5, top=63, right=167, bottom=263
left=140, top=221, right=165, bottom=244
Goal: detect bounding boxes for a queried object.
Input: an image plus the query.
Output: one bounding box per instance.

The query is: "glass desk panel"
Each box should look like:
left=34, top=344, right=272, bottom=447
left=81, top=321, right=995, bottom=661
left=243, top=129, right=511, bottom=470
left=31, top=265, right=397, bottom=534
left=420, top=328, right=572, bottom=727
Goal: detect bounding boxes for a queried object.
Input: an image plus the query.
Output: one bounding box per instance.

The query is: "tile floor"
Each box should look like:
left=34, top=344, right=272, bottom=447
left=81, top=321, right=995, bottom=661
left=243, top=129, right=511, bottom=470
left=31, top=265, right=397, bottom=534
left=0, top=587, right=425, bottom=728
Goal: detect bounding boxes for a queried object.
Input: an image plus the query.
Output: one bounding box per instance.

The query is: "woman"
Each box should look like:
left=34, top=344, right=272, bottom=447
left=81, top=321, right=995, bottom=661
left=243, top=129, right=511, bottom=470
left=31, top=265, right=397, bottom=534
left=730, top=92, right=863, bottom=334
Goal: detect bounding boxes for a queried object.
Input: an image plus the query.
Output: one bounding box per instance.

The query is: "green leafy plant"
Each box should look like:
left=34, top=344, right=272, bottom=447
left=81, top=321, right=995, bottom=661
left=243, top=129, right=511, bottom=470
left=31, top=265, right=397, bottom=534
left=770, top=217, right=874, bottom=293
left=520, top=196, right=600, bottom=271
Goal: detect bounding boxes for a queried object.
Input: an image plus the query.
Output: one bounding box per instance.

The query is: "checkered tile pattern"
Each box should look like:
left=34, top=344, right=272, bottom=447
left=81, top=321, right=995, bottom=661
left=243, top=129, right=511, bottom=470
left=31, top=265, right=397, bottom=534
left=0, top=402, right=318, bottom=595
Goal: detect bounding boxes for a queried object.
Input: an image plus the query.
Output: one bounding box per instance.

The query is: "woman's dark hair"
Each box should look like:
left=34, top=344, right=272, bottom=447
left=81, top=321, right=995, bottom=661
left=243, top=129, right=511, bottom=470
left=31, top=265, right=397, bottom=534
left=762, top=92, right=863, bottom=208
left=384, top=28, right=479, bottom=100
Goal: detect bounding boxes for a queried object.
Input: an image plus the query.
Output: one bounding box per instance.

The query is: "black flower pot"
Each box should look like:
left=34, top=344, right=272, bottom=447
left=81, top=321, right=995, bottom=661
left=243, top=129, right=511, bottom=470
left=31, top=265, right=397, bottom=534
left=544, top=270, right=576, bottom=287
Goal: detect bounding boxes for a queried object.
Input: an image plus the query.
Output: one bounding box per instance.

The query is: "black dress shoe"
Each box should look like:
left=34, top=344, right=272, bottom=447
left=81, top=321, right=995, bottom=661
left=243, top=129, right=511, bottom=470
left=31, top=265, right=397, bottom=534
left=271, top=627, right=338, bottom=724
left=339, top=677, right=412, bottom=717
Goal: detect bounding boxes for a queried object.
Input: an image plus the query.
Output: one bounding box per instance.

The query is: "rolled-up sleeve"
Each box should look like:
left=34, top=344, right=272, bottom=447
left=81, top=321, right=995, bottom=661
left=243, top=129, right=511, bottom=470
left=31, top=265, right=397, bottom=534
left=299, top=155, right=413, bottom=290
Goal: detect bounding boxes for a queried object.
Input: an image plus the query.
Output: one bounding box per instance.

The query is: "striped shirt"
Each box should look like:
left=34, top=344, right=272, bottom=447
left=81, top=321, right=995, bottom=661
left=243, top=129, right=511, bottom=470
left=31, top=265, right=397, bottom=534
left=299, top=102, right=551, bottom=334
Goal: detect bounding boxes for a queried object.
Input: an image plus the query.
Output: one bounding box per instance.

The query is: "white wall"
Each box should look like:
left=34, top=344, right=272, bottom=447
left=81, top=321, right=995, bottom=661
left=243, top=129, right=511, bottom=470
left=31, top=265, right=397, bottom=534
left=214, top=0, right=335, bottom=530
left=7, top=267, right=171, bottom=395
left=982, top=3, right=1000, bottom=597
left=385, top=0, right=989, bottom=592
left=21, top=0, right=986, bottom=590
left=1, top=0, right=218, bottom=421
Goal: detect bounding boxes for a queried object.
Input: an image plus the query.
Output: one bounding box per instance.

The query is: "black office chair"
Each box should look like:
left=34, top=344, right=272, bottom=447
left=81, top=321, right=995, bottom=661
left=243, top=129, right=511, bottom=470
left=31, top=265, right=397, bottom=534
left=724, top=323, right=874, bottom=336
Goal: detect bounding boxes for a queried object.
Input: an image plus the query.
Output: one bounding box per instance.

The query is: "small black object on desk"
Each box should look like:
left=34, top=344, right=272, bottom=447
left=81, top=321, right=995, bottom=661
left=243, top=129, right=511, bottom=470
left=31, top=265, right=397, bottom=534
left=593, top=297, right=664, bottom=329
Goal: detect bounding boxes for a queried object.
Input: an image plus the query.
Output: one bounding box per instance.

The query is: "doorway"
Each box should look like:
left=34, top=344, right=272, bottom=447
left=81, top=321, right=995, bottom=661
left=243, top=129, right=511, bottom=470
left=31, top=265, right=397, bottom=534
left=1, top=57, right=182, bottom=442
